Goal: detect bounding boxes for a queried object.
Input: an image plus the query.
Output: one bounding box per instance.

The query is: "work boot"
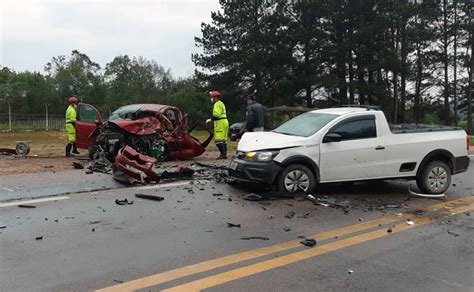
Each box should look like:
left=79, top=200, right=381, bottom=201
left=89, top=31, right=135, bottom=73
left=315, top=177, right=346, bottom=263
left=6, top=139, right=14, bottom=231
left=65, top=143, right=72, bottom=157
left=217, top=143, right=227, bottom=160
left=72, top=143, right=80, bottom=155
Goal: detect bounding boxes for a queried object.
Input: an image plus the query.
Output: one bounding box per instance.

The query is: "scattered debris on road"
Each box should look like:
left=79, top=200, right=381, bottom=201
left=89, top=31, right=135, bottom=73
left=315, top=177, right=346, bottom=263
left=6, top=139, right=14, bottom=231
left=0, top=225, right=6, bottom=229
left=406, top=219, right=414, bottom=225
left=241, top=236, right=270, bottom=241
left=300, top=238, right=317, bottom=247
left=89, top=221, right=102, bottom=225
left=135, top=193, right=164, bottom=201
left=285, top=211, right=296, bottom=219
left=284, top=227, right=291, bottom=232
left=0, top=142, right=30, bottom=157
left=387, top=226, right=393, bottom=233
left=115, top=198, right=134, bottom=205
left=408, top=187, right=445, bottom=198
left=227, top=222, right=241, bottom=228
left=447, top=230, right=460, bottom=237
left=35, top=236, right=43, bottom=240
left=348, top=269, right=354, bottom=274
left=18, top=204, right=36, bottom=209
left=72, top=162, right=84, bottom=169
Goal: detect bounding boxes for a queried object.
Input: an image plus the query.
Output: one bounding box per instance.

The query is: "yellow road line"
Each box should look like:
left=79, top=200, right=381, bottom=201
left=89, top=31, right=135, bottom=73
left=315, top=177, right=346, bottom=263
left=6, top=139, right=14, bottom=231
left=163, top=203, right=474, bottom=292
left=97, top=195, right=473, bottom=292
left=97, top=216, right=399, bottom=292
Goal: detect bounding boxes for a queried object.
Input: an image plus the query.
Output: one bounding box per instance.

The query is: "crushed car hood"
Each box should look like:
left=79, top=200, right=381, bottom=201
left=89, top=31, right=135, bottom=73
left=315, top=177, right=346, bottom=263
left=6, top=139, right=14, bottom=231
left=237, top=132, right=307, bottom=152
left=110, top=117, right=160, bottom=135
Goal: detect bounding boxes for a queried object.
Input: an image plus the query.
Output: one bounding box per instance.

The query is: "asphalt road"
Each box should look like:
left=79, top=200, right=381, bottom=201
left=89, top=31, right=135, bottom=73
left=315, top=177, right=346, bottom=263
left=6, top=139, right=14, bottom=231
left=1, top=160, right=473, bottom=292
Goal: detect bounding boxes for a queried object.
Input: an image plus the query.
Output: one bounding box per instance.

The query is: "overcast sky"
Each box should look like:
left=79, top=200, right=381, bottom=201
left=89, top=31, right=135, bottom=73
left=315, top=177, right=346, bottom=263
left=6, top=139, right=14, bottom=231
left=0, top=0, right=220, bottom=77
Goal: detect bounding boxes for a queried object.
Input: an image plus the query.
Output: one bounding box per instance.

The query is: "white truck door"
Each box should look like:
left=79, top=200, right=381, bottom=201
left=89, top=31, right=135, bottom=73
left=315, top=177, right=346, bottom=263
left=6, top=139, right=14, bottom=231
left=319, top=115, right=386, bottom=182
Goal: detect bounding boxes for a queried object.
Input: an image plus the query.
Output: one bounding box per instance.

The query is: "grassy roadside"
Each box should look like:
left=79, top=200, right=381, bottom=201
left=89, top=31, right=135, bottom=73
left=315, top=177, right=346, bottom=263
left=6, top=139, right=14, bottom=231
left=0, top=130, right=238, bottom=157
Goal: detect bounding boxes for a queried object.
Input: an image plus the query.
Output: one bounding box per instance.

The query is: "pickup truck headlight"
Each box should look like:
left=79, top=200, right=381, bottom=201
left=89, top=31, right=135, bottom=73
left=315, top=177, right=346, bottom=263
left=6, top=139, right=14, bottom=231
left=244, top=151, right=279, bottom=162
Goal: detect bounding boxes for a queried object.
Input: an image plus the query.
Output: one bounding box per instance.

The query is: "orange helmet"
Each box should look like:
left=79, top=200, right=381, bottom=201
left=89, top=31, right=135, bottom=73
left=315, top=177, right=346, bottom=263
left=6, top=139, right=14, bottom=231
left=69, top=97, right=78, bottom=103
left=209, top=91, right=221, bottom=98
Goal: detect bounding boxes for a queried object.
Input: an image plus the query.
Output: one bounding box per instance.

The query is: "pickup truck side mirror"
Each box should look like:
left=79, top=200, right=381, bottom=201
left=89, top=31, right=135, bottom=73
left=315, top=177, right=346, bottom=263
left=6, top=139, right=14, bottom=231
left=323, top=133, right=342, bottom=143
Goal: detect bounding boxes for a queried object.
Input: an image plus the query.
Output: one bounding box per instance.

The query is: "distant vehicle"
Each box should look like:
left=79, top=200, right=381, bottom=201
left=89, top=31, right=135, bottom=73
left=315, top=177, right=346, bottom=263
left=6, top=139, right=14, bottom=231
left=230, top=107, right=470, bottom=194
left=229, top=122, right=246, bottom=141
left=74, top=103, right=212, bottom=162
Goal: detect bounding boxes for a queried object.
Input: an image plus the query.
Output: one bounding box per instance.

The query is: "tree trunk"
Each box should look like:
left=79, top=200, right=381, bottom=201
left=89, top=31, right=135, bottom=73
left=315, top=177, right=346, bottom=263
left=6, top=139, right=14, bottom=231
left=400, top=25, right=408, bottom=123
left=443, top=0, right=450, bottom=125
left=414, top=45, right=423, bottom=124
left=348, top=53, right=355, bottom=104
left=453, top=0, right=458, bottom=126
left=468, top=29, right=473, bottom=135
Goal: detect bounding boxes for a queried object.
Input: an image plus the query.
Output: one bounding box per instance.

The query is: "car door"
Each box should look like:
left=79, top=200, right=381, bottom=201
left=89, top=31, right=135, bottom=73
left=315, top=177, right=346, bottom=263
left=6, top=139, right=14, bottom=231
left=75, top=103, right=103, bottom=149
left=319, top=115, right=386, bottom=182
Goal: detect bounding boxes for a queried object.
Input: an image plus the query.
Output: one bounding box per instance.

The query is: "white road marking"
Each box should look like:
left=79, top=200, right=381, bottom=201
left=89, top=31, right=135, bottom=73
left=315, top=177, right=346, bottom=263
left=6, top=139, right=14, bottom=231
left=135, top=181, right=192, bottom=190
left=0, top=196, right=69, bottom=208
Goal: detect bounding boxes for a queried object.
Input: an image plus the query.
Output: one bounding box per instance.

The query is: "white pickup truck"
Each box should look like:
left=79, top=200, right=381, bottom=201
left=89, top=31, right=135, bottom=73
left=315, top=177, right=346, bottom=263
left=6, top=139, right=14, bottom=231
left=229, top=107, right=470, bottom=194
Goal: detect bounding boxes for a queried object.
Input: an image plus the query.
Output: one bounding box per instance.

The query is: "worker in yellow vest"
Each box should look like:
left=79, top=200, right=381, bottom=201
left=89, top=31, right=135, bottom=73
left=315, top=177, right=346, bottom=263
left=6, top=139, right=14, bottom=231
left=65, top=97, right=80, bottom=156
left=206, top=91, right=229, bottom=159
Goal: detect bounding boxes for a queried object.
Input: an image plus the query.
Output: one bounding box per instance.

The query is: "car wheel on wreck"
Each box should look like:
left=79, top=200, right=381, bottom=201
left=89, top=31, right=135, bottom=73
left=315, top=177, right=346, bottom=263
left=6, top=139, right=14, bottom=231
left=277, top=164, right=316, bottom=194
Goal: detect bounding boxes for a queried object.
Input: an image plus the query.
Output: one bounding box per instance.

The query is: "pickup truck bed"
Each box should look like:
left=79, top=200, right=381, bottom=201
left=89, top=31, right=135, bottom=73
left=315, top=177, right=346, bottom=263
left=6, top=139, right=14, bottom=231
left=390, top=124, right=463, bottom=134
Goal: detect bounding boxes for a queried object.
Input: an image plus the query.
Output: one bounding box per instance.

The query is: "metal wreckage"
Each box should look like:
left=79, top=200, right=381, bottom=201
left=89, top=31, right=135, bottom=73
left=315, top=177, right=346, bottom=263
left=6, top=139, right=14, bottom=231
left=74, top=103, right=213, bottom=184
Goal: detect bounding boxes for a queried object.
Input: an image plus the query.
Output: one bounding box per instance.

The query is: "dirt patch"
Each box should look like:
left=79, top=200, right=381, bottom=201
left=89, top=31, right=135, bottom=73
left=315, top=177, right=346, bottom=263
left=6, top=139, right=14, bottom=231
left=0, top=150, right=230, bottom=176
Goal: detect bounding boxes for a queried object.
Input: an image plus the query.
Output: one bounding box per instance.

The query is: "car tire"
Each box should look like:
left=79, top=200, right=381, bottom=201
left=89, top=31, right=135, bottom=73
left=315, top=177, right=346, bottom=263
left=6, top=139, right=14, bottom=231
left=416, top=160, right=451, bottom=194
left=278, top=164, right=316, bottom=194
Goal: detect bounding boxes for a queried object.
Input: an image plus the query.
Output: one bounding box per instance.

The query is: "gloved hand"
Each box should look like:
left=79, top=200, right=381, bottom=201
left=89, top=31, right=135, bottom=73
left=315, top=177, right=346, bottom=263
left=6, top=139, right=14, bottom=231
left=206, top=118, right=212, bottom=124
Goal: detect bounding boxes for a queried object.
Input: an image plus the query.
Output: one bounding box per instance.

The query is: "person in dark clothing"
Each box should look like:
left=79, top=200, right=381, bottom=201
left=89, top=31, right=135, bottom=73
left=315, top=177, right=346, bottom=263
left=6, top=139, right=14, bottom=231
left=244, top=93, right=265, bottom=132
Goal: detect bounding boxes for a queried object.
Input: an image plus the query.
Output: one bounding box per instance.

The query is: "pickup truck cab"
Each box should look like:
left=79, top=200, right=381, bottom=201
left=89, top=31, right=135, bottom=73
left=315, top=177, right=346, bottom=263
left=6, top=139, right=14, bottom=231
left=230, top=107, right=470, bottom=194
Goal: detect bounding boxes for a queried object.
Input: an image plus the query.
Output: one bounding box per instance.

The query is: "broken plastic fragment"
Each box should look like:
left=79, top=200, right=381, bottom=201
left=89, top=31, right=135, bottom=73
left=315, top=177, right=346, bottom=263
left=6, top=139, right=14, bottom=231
left=406, top=219, right=414, bottom=225
left=227, top=222, right=241, bottom=228
left=300, top=238, right=317, bottom=247
left=241, top=236, right=269, bottom=241
left=115, top=198, right=134, bottom=205
left=135, top=193, right=164, bottom=201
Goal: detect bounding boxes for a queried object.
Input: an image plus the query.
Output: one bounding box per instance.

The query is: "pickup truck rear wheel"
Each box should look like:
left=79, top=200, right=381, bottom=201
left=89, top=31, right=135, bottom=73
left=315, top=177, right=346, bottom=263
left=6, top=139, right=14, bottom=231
left=416, top=160, right=451, bottom=194
left=278, top=164, right=316, bottom=194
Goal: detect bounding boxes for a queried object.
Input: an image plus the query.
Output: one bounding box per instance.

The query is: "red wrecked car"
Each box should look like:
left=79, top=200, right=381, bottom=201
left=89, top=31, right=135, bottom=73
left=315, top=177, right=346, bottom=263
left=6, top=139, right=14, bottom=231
left=74, top=103, right=213, bottom=162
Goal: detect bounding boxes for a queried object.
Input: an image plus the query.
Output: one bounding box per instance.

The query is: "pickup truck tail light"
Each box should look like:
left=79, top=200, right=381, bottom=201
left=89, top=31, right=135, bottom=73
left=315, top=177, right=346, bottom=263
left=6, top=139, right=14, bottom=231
left=468, top=136, right=471, bottom=151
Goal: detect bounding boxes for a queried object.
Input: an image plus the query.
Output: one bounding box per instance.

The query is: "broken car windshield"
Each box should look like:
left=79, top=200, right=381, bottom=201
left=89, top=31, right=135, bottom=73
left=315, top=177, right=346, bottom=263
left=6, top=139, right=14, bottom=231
left=109, top=105, right=142, bottom=121
left=272, top=113, right=338, bottom=137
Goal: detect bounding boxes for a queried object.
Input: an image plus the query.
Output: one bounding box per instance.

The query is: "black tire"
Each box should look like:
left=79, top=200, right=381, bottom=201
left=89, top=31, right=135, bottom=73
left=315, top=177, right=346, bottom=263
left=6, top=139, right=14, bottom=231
left=416, top=160, right=451, bottom=194
left=277, top=164, right=316, bottom=194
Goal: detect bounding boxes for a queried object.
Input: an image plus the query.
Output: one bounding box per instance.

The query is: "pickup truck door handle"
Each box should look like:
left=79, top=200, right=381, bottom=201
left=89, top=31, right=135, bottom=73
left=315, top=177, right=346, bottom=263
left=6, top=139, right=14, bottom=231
left=375, top=145, right=385, bottom=150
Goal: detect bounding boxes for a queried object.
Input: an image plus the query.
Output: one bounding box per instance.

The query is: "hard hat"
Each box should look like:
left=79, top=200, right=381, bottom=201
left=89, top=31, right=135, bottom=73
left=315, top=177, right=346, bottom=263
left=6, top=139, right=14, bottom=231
left=69, top=97, right=78, bottom=103
left=209, top=91, right=221, bottom=98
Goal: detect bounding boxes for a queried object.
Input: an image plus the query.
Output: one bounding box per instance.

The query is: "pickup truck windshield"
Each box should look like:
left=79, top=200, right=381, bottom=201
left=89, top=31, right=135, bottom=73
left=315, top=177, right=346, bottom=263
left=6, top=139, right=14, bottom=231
left=273, top=113, right=338, bottom=137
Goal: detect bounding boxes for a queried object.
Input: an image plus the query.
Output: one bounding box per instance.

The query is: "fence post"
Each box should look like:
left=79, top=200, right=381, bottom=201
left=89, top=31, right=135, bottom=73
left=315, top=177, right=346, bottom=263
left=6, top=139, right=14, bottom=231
left=8, top=100, right=11, bottom=132
left=45, top=103, right=49, bottom=131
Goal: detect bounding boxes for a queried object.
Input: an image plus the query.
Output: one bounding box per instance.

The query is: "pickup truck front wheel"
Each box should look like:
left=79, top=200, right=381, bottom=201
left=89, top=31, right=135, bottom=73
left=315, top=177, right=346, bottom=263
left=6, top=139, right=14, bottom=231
left=278, top=164, right=316, bottom=194
left=416, top=160, right=451, bottom=194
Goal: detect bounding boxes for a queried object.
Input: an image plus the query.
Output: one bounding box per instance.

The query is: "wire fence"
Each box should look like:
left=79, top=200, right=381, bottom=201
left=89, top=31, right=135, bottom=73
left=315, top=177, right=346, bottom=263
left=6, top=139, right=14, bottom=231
left=0, top=113, right=65, bottom=131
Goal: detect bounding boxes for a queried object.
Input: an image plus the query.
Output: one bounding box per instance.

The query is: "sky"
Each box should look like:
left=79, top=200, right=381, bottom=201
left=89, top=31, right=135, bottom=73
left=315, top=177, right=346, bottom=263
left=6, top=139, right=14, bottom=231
left=0, top=0, right=220, bottom=78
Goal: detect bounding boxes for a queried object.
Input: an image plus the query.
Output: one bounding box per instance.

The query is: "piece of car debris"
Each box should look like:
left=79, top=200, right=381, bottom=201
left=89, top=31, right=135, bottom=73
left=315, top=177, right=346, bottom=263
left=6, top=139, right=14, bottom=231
left=284, top=227, right=291, bottom=232
left=18, top=204, right=36, bottom=209
left=135, top=193, right=164, bottom=201
left=213, top=193, right=223, bottom=196
left=241, top=236, right=269, bottom=241
left=243, top=193, right=263, bottom=201
left=387, top=226, right=393, bottom=233
left=115, top=198, right=134, bottom=205
left=0, top=225, right=6, bottom=229
left=348, top=269, right=354, bottom=274
left=406, top=219, right=414, bottom=225
left=35, top=236, right=43, bottom=240
left=89, top=221, right=102, bottom=225
left=300, top=238, right=317, bottom=247
left=227, top=222, right=241, bottom=228
left=285, top=211, right=296, bottom=219
left=73, top=162, right=84, bottom=169
left=113, top=279, right=124, bottom=284
left=447, top=230, right=460, bottom=237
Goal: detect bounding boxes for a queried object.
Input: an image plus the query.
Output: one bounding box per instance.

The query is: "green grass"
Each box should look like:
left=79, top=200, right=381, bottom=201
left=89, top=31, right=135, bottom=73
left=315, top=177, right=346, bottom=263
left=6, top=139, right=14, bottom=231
left=0, top=130, right=238, bottom=157
left=0, top=130, right=66, bottom=156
